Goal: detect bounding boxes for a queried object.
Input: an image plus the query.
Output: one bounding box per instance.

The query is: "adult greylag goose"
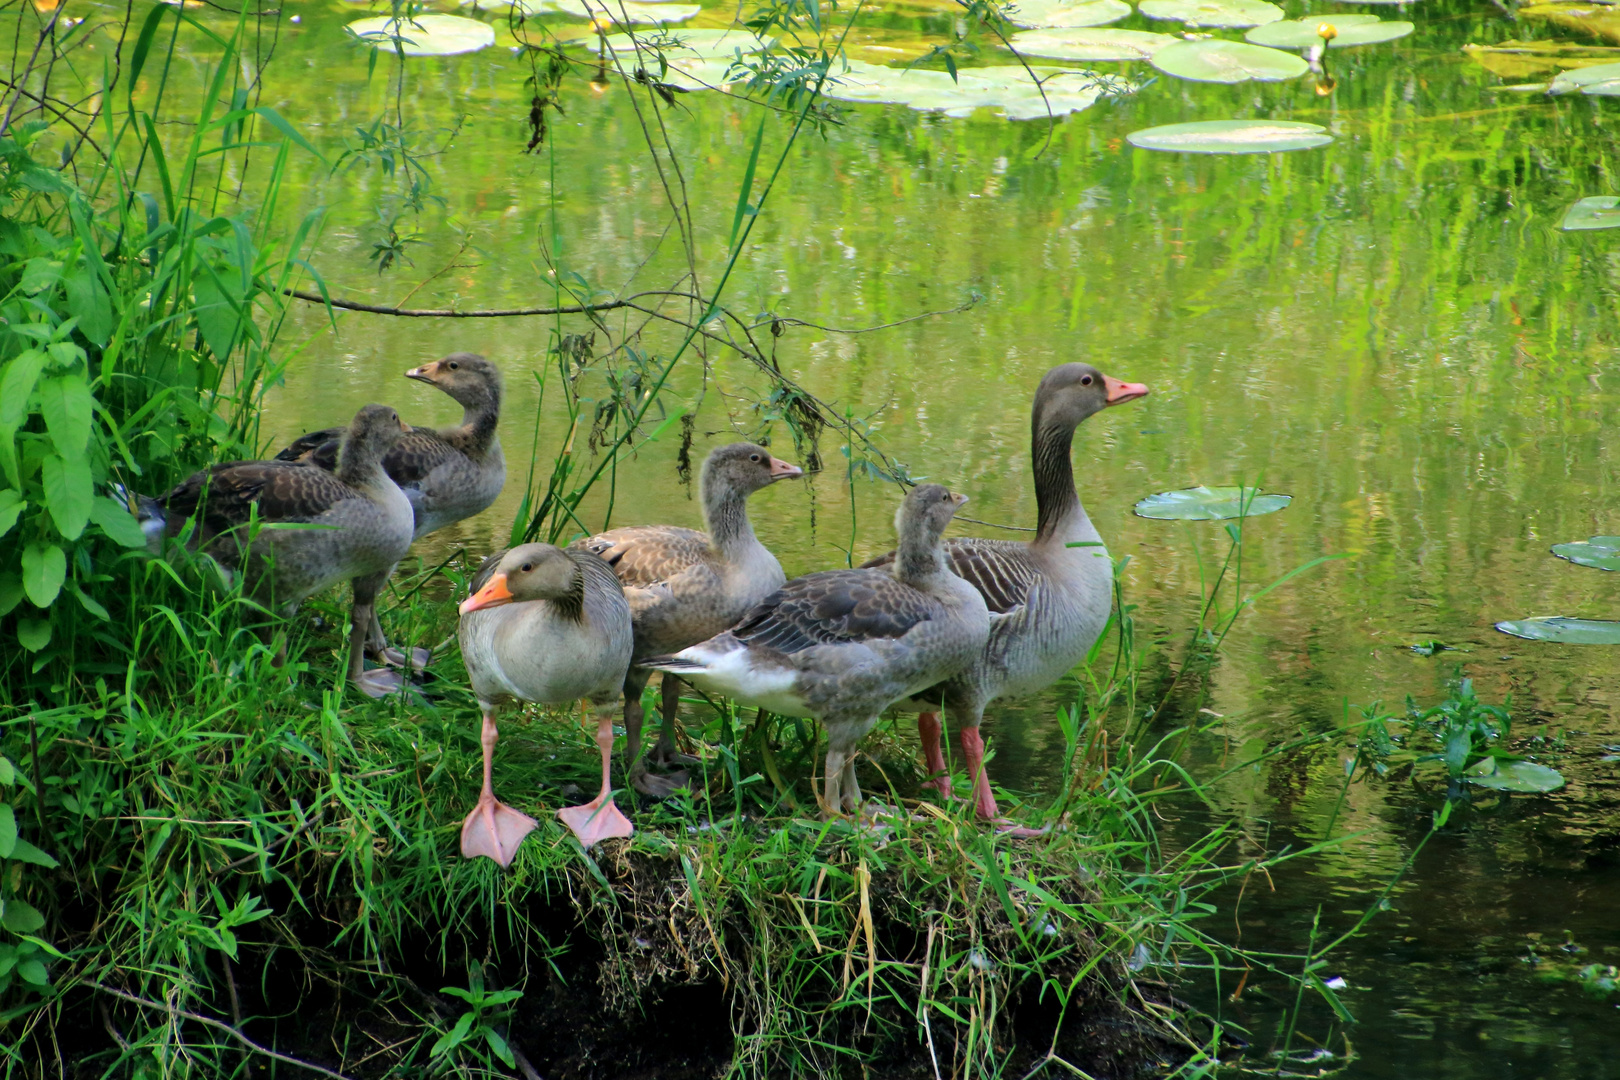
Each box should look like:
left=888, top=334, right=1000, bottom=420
left=457, top=543, right=634, bottom=861
left=646, top=484, right=989, bottom=816
left=276, top=353, right=505, bottom=666
left=572, top=443, right=803, bottom=797
left=863, top=363, right=1148, bottom=827
left=158, top=403, right=416, bottom=698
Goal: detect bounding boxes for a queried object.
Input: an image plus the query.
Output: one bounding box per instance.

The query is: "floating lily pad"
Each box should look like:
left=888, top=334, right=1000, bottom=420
left=1128, top=119, right=1330, bottom=151
left=1549, top=59, right=1620, bottom=93
left=1552, top=535, right=1620, bottom=568
left=1009, top=28, right=1179, bottom=60
left=1008, top=0, right=1132, bottom=28
left=542, top=0, right=699, bottom=22
left=345, top=14, right=495, bottom=55
left=1139, top=0, right=1283, bottom=28
left=1245, top=15, right=1413, bottom=49
left=1133, top=486, right=1292, bottom=520
left=1465, top=757, right=1566, bottom=793
left=1150, top=39, right=1307, bottom=81
left=1463, top=40, right=1620, bottom=80
left=589, top=28, right=771, bottom=58
left=1562, top=196, right=1620, bottom=231
left=1495, top=616, right=1620, bottom=644
left=824, top=60, right=1125, bottom=119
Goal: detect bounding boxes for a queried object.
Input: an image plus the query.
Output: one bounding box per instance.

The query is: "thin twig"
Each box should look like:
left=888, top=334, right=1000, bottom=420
left=92, top=984, right=358, bottom=1080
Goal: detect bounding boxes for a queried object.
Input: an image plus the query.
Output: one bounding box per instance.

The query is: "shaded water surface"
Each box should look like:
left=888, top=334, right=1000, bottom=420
left=45, top=0, right=1620, bottom=1072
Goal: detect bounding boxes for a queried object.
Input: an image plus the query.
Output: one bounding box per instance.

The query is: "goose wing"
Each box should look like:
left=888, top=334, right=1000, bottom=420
left=731, top=569, right=940, bottom=655
left=274, top=427, right=459, bottom=492
left=272, top=427, right=344, bottom=469
left=862, top=537, right=1037, bottom=616
left=573, top=525, right=713, bottom=589
left=161, top=460, right=357, bottom=537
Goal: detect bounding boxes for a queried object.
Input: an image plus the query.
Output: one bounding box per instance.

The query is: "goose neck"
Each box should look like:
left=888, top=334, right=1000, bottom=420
left=1032, top=420, right=1085, bottom=545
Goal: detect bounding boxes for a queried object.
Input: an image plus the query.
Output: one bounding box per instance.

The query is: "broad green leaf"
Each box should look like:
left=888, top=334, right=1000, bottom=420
left=16, top=619, right=50, bottom=652
left=90, top=496, right=151, bottom=548
left=0, top=757, right=14, bottom=785
left=1495, top=617, right=1620, bottom=643
left=1465, top=758, right=1566, bottom=793
left=1551, top=536, right=1620, bottom=570
left=0, top=351, right=48, bottom=427
left=1009, top=28, right=1179, bottom=61
left=62, top=263, right=113, bottom=347
left=5, top=839, right=57, bottom=867
left=1006, top=0, right=1131, bottom=29
left=1134, top=485, right=1293, bottom=519
left=1561, top=197, right=1620, bottom=231
left=0, top=490, right=23, bottom=539
left=0, top=901, right=42, bottom=935
left=0, top=574, right=21, bottom=616
left=1549, top=59, right=1620, bottom=95
left=37, top=371, right=93, bottom=456
left=1128, top=119, right=1330, bottom=152
left=589, top=28, right=772, bottom=58
left=0, top=804, right=15, bottom=858
left=346, top=14, right=496, bottom=56
left=1245, top=16, right=1413, bottom=49
left=73, top=583, right=110, bottom=621
left=1139, top=0, right=1283, bottom=28
left=1150, top=39, right=1308, bottom=81
left=191, top=273, right=241, bottom=362
left=40, top=455, right=92, bottom=540
left=478, top=0, right=700, bottom=22
left=824, top=60, right=1123, bottom=118
left=484, top=1028, right=516, bottom=1068
left=20, top=543, right=65, bottom=607
left=16, top=959, right=47, bottom=987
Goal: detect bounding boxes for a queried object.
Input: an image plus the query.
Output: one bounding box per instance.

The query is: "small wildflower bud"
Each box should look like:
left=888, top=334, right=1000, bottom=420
left=1315, top=75, right=1337, bottom=95
left=1317, top=22, right=1338, bottom=41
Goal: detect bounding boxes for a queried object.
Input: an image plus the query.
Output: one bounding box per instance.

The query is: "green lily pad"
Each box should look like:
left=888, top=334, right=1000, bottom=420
left=1465, top=757, right=1566, bottom=793
left=589, top=28, right=771, bottom=58
left=1495, top=616, right=1620, bottom=644
left=824, top=60, right=1124, bottom=119
left=1133, top=486, right=1292, bottom=520
left=1549, top=60, right=1620, bottom=93
left=345, top=14, right=495, bottom=56
left=1139, top=0, right=1284, bottom=28
left=1009, top=28, right=1180, bottom=61
left=1562, top=197, right=1620, bottom=231
left=1150, top=39, right=1308, bottom=82
left=1127, top=119, right=1330, bottom=152
left=1008, top=0, right=1132, bottom=28
left=1245, top=15, right=1413, bottom=49
left=1552, top=536, right=1620, bottom=569
left=532, top=0, right=699, bottom=22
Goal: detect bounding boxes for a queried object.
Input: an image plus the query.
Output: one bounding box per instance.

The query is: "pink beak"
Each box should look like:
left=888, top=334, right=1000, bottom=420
left=1103, top=375, right=1149, bottom=406
left=769, top=457, right=804, bottom=481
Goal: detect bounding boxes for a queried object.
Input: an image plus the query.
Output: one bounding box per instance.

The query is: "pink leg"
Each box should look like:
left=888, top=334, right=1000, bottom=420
left=461, top=708, right=539, bottom=866
left=557, top=706, right=634, bottom=848
left=959, top=726, right=1000, bottom=822
left=918, top=712, right=952, bottom=797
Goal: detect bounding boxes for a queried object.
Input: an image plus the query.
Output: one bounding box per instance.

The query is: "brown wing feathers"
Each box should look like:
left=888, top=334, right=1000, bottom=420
left=863, top=538, right=1037, bottom=616
left=276, top=428, right=457, bottom=490
left=731, top=570, right=939, bottom=654
left=161, top=461, right=359, bottom=539
left=576, top=526, right=712, bottom=588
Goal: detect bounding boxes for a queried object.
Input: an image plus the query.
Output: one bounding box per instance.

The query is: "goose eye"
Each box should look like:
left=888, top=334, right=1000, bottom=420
left=750, top=454, right=761, bottom=462
left=520, top=563, right=533, bottom=573
left=448, top=361, right=460, bottom=370
left=1080, top=374, right=1094, bottom=386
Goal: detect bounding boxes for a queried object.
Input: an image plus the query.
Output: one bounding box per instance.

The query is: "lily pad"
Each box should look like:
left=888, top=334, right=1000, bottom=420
left=536, top=0, right=699, bottom=22
left=1133, top=486, right=1292, bottom=520
left=1562, top=196, right=1620, bottom=231
left=1009, top=28, right=1179, bottom=61
left=1465, top=757, right=1566, bottom=793
left=1463, top=40, right=1620, bottom=80
left=1552, top=535, right=1620, bottom=568
left=1245, top=16, right=1413, bottom=49
left=1549, top=59, right=1620, bottom=93
left=1150, top=39, right=1307, bottom=82
left=1007, top=0, right=1132, bottom=28
left=1128, top=119, right=1330, bottom=153
left=589, top=28, right=771, bottom=58
left=824, top=60, right=1125, bottom=119
left=345, top=14, right=495, bottom=56
left=1495, top=616, right=1620, bottom=644
left=1139, top=0, right=1284, bottom=28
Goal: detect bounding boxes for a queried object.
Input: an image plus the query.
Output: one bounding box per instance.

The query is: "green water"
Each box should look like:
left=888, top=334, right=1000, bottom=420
left=53, top=0, right=1620, bottom=1071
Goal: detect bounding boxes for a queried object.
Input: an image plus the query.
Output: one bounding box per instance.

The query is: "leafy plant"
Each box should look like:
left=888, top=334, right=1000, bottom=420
left=432, top=972, right=525, bottom=1071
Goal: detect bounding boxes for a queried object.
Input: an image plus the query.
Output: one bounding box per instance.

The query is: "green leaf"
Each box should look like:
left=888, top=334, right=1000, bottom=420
left=1466, top=758, right=1566, bottom=793
left=1149, top=39, right=1308, bottom=82
left=40, top=455, right=92, bottom=540
left=20, top=543, right=65, bottom=607
left=62, top=263, right=113, bottom=347
left=6, top=840, right=58, bottom=868
left=15, top=619, right=49, bottom=652
left=72, top=583, right=110, bottom=621
left=1245, top=16, right=1413, bottom=49
left=0, top=804, right=15, bottom=858
left=0, top=490, right=23, bottom=539
left=16, top=959, right=46, bottom=987
left=190, top=272, right=242, bottom=362
left=1561, top=197, right=1620, bottom=232
left=1139, top=0, right=1284, bottom=28
left=0, top=351, right=48, bottom=427
left=1005, top=0, right=1131, bottom=28
left=0, top=575, right=21, bottom=617
left=0, top=422, right=19, bottom=489
left=1009, top=28, right=1178, bottom=61
left=431, top=1011, right=477, bottom=1057
left=89, top=497, right=150, bottom=548
left=0, top=901, right=43, bottom=935
left=1494, top=616, right=1620, bottom=644
left=37, top=371, right=93, bottom=456
left=345, top=14, right=496, bottom=55
left=484, top=1028, right=516, bottom=1068
left=1551, top=536, right=1620, bottom=570
left=1134, top=485, right=1292, bottom=520
left=0, top=757, right=15, bottom=785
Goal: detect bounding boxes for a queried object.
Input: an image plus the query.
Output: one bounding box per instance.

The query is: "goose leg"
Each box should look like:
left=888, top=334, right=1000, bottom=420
left=839, top=754, right=862, bottom=815
left=350, top=575, right=405, bottom=698
left=959, top=726, right=1046, bottom=837
left=461, top=706, right=538, bottom=866
left=652, top=675, right=701, bottom=769
left=821, top=743, right=849, bottom=819
left=626, top=668, right=683, bottom=798
left=558, top=703, right=634, bottom=847
left=917, top=712, right=952, bottom=797
left=369, top=607, right=432, bottom=672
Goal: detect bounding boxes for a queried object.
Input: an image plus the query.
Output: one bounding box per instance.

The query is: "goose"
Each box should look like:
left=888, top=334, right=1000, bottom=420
left=572, top=443, right=803, bottom=796
left=158, top=403, right=416, bottom=698
left=646, top=484, right=989, bottom=816
left=863, top=363, right=1148, bottom=828
left=457, top=543, right=635, bottom=861
left=276, top=353, right=505, bottom=667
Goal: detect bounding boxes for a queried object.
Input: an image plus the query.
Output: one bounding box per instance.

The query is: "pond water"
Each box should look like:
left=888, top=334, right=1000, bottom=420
left=52, top=0, right=1620, bottom=1071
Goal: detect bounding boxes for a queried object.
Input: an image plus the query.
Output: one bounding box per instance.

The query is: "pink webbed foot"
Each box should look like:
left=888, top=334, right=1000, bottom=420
left=377, top=644, right=434, bottom=671
left=557, top=797, right=634, bottom=848
left=461, top=794, right=539, bottom=866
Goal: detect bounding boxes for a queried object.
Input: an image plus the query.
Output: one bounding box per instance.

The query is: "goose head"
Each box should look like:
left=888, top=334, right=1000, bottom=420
left=340, top=403, right=410, bottom=472
left=1033, top=363, right=1148, bottom=435
left=702, top=442, right=804, bottom=499
left=895, top=483, right=968, bottom=549
left=406, top=352, right=503, bottom=412
left=460, top=544, right=579, bottom=614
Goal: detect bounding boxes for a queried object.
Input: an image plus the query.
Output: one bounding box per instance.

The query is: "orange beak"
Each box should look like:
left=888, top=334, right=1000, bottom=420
left=405, top=361, right=439, bottom=384
left=1103, top=375, right=1150, bottom=406
left=460, top=573, right=514, bottom=614
left=769, top=457, right=804, bottom=481
left=400, top=421, right=412, bottom=432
